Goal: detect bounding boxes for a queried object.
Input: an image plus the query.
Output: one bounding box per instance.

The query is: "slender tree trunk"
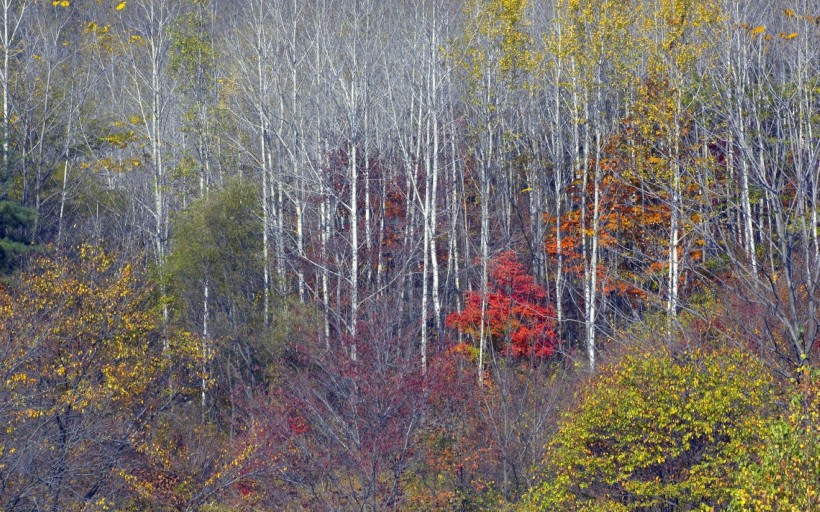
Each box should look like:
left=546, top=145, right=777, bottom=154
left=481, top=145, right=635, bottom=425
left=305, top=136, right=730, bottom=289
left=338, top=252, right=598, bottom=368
left=1, top=1, right=12, bottom=198
left=364, top=109, right=372, bottom=287
left=259, top=104, right=271, bottom=325
left=421, top=102, right=431, bottom=369
left=734, top=60, right=758, bottom=274
left=667, top=98, right=682, bottom=329
left=585, top=114, right=601, bottom=372
left=349, top=130, right=359, bottom=359
left=321, top=184, right=332, bottom=344
left=254, top=15, right=272, bottom=324
left=201, top=274, right=209, bottom=416
left=478, top=77, right=493, bottom=384
left=430, top=100, right=441, bottom=337
left=57, top=107, right=74, bottom=247
left=552, top=45, right=565, bottom=337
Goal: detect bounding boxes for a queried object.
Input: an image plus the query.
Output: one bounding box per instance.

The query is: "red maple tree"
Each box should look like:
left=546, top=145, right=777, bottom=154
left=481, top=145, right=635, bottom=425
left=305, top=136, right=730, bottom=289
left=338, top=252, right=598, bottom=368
left=447, top=252, right=560, bottom=358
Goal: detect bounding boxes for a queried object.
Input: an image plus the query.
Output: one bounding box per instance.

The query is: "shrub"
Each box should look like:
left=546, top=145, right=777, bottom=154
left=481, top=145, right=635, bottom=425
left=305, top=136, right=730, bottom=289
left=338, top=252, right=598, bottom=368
left=524, top=345, right=777, bottom=511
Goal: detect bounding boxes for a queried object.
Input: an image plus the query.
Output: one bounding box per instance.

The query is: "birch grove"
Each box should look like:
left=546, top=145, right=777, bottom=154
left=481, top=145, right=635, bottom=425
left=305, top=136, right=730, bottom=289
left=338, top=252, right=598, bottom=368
left=0, top=0, right=817, bottom=507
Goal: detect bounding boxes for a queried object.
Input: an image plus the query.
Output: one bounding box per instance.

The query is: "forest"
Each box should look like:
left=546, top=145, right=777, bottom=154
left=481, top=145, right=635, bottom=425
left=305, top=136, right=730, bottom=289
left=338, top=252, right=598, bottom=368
left=0, top=0, right=818, bottom=510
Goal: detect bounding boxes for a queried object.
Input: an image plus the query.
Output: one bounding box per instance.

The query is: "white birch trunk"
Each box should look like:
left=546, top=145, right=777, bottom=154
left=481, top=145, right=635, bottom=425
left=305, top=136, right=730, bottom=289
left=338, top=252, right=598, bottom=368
left=349, top=136, right=359, bottom=359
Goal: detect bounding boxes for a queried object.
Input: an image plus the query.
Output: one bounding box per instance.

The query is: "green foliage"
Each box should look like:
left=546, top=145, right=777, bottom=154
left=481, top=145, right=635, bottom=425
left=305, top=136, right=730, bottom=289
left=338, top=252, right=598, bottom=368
left=169, top=7, right=217, bottom=85
left=166, top=178, right=280, bottom=386
left=523, top=345, right=777, bottom=511
left=167, top=178, right=263, bottom=333
left=0, top=199, right=37, bottom=273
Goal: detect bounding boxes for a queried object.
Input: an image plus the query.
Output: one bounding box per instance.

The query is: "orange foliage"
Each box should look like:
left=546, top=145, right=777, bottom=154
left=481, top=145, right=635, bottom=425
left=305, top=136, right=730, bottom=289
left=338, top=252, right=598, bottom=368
left=546, top=77, right=708, bottom=306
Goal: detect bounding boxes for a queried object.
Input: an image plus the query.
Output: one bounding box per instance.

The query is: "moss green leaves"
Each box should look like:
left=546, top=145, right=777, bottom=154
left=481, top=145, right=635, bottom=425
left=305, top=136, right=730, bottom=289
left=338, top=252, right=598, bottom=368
left=524, top=346, right=777, bottom=511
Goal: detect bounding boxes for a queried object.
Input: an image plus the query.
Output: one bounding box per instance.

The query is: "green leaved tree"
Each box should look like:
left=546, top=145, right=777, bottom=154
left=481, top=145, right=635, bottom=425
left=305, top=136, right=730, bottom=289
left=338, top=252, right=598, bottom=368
left=0, top=199, right=36, bottom=272
left=523, top=345, right=777, bottom=511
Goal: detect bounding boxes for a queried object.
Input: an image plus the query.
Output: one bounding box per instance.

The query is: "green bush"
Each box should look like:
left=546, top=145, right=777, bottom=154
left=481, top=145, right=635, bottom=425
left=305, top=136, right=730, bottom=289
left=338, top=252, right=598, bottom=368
left=730, top=367, right=820, bottom=511
left=0, top=199, right=36, bottom=272
left=523, top=346, right=777, bottom=511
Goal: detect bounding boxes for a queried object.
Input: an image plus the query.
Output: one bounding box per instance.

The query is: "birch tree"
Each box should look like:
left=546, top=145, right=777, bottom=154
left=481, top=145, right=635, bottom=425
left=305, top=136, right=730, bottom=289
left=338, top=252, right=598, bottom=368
left=552, top=0, right=637, bottom=370
left=705, top=2, right=820, bottom=367
left=0, top=0, right=32, bottom=200
left=454, top=0, right=538, bottom=381
left=117, top=0, right=182, bottom=329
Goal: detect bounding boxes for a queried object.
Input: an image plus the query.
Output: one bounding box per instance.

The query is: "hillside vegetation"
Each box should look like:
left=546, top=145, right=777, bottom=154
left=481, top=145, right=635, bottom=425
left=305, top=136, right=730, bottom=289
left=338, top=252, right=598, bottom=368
left=0, top=0, right=817, bottom=509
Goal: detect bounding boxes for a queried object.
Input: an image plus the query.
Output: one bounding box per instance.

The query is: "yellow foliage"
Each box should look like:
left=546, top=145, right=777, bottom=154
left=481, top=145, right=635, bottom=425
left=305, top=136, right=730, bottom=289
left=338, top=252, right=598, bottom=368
left=523, top=345, right=777, bottom=510
left=0, top=249, right=204, bottom=494
left=730, top=367, right=820, bottom=510
left=455, top=0, right=540, bottom=94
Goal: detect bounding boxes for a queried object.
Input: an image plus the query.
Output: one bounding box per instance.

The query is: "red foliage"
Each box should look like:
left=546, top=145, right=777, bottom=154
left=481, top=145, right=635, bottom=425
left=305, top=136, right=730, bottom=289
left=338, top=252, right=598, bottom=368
left=237, top=295, right=430, bottom=510
left=446, top=252, right=560, bottom=358
left=287, top=413, right=309, bottom=435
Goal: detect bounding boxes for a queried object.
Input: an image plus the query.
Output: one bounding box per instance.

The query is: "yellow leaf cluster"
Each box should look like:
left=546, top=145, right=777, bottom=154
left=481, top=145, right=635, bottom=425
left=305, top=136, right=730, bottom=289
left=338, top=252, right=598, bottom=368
left=455, top=0, right=540, bottom=97
left=524, top=345, right=777, bottom=510
left=0, top=248, right=205, bottom=492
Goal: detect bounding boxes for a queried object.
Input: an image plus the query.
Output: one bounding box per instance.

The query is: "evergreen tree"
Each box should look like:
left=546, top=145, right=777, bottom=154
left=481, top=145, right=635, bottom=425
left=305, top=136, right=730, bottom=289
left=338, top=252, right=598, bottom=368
left=0, top=199, right=35, bottom=272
